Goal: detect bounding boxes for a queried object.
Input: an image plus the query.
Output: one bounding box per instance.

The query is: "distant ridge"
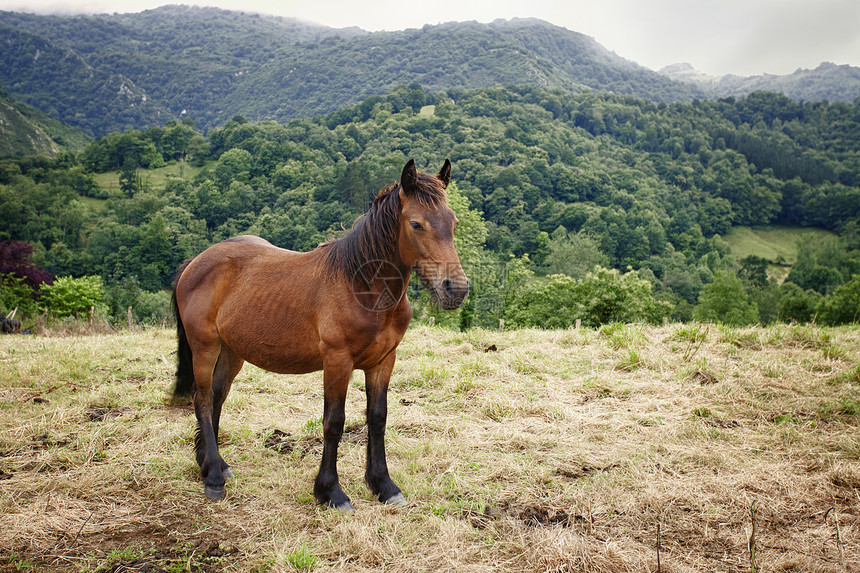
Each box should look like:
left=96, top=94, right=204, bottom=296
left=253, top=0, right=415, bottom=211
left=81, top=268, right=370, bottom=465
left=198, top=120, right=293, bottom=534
left=0, top=6, right=704, bottom=135
left=1, top=5, right=856, bottom=137
left=0, top=88, right=90, bottom=157
left=659, top=61, right=860, bottom=103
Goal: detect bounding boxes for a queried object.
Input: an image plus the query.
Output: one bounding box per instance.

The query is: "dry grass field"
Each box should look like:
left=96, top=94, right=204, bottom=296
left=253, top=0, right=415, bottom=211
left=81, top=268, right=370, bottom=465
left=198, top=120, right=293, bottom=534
left=1, top=323, right=858, bottom=572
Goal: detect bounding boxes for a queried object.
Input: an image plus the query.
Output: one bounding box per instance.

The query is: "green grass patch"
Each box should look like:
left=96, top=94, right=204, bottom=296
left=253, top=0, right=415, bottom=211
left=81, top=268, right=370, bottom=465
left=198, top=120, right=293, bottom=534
left=92, top=160, right=210, bottom=196
left=78, top=195, right=108, bottom=214
left=724, top=225, right=835, bottom=266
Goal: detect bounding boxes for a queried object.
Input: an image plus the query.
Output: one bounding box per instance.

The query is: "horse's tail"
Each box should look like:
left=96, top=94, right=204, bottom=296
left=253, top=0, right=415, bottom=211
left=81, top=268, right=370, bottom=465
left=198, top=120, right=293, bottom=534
left=172, top=259, right=195, bottom=401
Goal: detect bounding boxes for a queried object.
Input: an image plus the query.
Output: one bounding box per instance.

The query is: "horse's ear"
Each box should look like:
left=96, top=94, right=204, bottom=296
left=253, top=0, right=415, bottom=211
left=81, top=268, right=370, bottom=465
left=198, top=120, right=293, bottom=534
left=437, top=159, right=451, bottom=188
left=400, top=159, right=418, bottom=195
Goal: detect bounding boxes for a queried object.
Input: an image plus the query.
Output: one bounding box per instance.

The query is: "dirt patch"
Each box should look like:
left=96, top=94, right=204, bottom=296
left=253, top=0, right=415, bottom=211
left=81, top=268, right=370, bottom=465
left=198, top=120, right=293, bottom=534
left=262, top=423, right=366, bottom=456
left=517, top=504, right=587, bottom=528
left=555, top=463, right=619, bottom=480
left=86, top=407, right=131, bottom=422
left=705, top=418, right=741, bottom=429
left=691, top=370, right=719, bottom=385
left=341, top=423, right=367, bottom=444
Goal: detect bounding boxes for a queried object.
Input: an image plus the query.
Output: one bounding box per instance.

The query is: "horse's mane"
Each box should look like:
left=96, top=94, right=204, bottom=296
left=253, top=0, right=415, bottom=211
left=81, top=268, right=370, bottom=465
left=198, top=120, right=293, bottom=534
left=322, top=171, right=448, bottom=279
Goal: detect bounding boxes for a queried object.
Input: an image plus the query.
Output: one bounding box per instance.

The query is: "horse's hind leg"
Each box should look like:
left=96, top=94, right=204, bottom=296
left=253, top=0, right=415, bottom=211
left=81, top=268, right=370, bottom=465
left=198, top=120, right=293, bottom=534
left=190, top=341, right=235, bottom=500
left=211, top=346, right=244, bottom=479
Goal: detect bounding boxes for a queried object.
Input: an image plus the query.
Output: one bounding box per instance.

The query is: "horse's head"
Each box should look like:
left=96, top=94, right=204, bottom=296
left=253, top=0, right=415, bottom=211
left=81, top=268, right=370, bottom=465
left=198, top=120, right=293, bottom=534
left=398, top=159, right=470, bottom=310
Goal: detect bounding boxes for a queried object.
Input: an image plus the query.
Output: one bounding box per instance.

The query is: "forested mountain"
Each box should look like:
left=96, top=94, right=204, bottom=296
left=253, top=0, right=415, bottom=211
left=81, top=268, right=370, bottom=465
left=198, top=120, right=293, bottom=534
left=0, top=6, right=706, bottom=136
left=0, top=88, right=90, bottom=157
left=0, top=89, right=58, bottom=157
left=660, top=62, right=860, bottom=104
left=2, top=86, right=858, bottom=326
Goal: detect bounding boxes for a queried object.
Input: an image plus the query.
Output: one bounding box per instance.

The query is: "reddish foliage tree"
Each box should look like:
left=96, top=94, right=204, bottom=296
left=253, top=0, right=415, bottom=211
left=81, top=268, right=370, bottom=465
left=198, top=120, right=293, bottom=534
left=0, top=241, right=55, bottom=288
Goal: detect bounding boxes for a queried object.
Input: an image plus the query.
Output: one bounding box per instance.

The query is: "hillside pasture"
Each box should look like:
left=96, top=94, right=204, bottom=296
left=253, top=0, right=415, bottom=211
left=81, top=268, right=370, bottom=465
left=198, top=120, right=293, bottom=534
left=724, top=225, right=836, bottom=264
left=724, top=226, right=837, bottom=284
left=92, top=160, right=207, bottom=197
left=0, top=324, right=858, bottom=572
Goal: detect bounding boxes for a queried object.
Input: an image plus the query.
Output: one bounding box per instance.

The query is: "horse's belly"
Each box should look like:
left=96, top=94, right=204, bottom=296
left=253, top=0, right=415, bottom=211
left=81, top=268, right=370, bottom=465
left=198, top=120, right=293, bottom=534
left=225, top=334, right=324, bottom=375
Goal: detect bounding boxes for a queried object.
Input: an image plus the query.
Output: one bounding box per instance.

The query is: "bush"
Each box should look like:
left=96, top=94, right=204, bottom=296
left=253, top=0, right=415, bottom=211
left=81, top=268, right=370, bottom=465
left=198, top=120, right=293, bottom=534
left=136, top=290, right=173, bottom=325
left=0, top=273, right=38, bottom=318
left=505, top=273, right=581, bottom=329
left=42, top=275, right=105, bottom=318
left=505, top=266, right=672, bottom=329
left=104, top=276, right=173, bottom=325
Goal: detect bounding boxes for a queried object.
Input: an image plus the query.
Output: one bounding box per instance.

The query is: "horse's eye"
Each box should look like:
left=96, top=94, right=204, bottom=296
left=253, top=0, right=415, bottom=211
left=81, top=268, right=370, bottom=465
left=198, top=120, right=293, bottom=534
left=410, top=221, right=424, bottom=231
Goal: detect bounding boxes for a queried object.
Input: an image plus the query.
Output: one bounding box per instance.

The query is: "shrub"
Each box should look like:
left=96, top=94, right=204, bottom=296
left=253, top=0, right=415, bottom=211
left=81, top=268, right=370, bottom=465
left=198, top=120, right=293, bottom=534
left=505, top=266, right=672, bottom=329
left=42, top=275, right=105, bottom=318
left=0, top=273, right=38, bottom=318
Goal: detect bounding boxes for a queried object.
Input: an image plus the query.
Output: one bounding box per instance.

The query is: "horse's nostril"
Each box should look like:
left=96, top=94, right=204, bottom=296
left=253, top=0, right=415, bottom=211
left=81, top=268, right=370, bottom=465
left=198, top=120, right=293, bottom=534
left=442, top=278, right=454, bottom=295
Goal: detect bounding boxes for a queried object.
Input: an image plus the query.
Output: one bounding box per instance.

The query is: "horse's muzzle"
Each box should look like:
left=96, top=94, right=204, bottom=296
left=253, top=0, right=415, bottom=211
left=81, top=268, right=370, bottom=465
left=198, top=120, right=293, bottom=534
left=436, top=278, right=470, bottom=310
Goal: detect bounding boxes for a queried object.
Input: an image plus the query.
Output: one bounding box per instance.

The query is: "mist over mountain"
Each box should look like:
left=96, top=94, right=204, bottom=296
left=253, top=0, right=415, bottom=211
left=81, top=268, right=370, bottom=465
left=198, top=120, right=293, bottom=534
left=660, top=62, right=860, bottom=104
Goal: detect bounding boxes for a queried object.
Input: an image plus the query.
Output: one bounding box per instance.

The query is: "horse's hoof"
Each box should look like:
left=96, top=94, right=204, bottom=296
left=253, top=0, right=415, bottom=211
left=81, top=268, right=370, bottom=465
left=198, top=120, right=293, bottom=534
left=383, top=492, right=408, bottom=506
left=204, top=485, right=226, bottom=501
left=332, top=500, right=354, bottom=513
left=223, top=467, right=234, bottom=479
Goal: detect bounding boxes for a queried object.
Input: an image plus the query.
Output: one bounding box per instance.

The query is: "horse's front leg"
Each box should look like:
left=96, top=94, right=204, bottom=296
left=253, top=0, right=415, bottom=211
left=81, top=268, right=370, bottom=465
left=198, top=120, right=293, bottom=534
left=314, top=353, right=354, bottom=511
left=364, top=352, right=406, bottom=505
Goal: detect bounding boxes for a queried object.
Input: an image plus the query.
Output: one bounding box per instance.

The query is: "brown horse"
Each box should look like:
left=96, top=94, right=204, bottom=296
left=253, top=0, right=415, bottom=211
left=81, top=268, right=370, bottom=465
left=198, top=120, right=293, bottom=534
left=172, top=159, right=469, bottom=509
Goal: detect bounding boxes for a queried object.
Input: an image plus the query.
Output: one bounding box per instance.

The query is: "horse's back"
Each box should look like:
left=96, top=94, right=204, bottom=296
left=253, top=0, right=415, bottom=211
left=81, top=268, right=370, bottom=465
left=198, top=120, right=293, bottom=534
left=223, top=235, right=276, bottom=248
left=175, top=235, right=333, bottom=373
left=179, top=235, right=302, bottom=292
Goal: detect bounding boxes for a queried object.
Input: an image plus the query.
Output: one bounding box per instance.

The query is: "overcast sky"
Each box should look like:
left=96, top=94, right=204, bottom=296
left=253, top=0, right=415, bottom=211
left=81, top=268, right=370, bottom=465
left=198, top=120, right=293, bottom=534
left=2, top=0, right=859, bottom=77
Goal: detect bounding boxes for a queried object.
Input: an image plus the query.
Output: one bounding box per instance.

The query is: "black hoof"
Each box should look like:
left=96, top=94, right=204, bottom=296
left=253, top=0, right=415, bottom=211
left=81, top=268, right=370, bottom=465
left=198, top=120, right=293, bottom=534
left=204, top=485, right=226, bottom=501
left=382, top=492, right=407, bottom=506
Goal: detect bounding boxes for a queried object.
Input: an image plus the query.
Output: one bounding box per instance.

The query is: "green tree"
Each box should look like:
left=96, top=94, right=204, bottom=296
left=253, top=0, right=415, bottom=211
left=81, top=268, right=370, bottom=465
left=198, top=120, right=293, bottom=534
left=505, top=273, right=581, bottom=329
left=738, top=255, right=770, bottom=289
left=213, top=148, right=253, bottom=189
left=506, top=266, right=670, bottom=329
left=693, top=271, right=759, bottom=325
left=818, top=275, right=860, bottom=325
left=576, top=267, right=671, bottom=327
left=777, top=282, right=821, bottom=323
left=543, top=227, right=609, bottom=279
